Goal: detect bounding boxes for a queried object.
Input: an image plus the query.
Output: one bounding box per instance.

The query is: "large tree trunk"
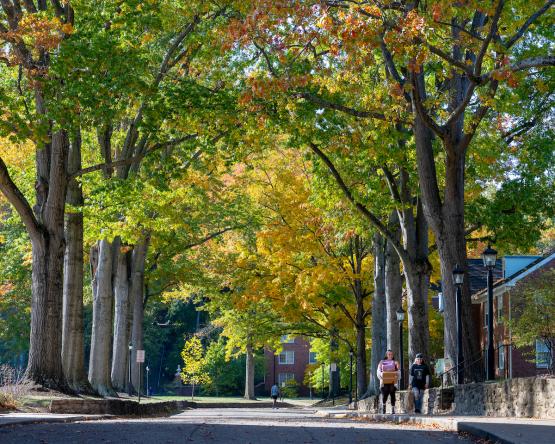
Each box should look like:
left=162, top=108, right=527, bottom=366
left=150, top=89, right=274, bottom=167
left=355, top=322, right=367, bottom=398
left=130, top=238, right=149, bottom=389
left=88, top=240, right=116, bottom=396
left=25, top=131, right=70, bottom=390
left=62, top=131, right=93, bottom=393
left=111, top=242, right=131, bottom=391
left=385, top=213, right=402, bottom=358
left=244, top=341, right=256, bottom=400
left=412, top=73, right=479, bottom=378
left=366, top=232, right=387, bottom=397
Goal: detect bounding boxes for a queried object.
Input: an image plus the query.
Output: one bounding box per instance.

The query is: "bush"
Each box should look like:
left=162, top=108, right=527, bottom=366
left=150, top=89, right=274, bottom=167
left=0, top=364, right=32, bottom=410
left=280, top=379, right=299, bottom=398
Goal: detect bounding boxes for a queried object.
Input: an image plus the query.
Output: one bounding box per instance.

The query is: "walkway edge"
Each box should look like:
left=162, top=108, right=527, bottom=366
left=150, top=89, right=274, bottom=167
left=317, top=410, right=548, bottom=444
left=457, top=422, right=512, bottom=444
left=0, top=414, right=111, bottom=428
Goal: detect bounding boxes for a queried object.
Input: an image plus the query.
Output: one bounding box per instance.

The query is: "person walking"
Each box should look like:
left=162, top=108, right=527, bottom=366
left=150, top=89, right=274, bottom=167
left=271, top=383, right=280, bottom=409
left=408, top=353, right=431, bottom=414
left=377, top=349, right=400, bottom=414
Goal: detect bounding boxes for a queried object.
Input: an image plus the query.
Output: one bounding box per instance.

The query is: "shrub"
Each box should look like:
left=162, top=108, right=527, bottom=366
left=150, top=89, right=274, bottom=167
left=280, top=378, right=299, bottom=398
left=0, top=364, right=32, bottom=410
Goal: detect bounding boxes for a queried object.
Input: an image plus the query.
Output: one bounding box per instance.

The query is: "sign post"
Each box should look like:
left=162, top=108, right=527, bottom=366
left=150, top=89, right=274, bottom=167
left=136, top=350, right=145, bottom=403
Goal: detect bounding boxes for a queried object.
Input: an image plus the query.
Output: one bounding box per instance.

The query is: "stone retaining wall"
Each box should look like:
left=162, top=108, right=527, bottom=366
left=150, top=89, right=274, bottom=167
left=355, top=387, right=453, bottom=415
left=49, top=399, right=194, bottom=415
left=453, top=377, right=554, bottom=418
left=355, top=377, right=554, bottom=418
left=49, top=399, right=294, bottom=415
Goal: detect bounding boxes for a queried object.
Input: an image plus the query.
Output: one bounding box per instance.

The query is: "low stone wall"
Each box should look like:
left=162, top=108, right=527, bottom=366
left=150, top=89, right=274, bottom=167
left=355, top=377, right=554, bottom=418
left=355, top=387, right=453, bottom=415
left=453, top=377, right=555, bottom=418
left=49, top=399, right=194, bottom=415
left=49, top=399, right=294, bottom=415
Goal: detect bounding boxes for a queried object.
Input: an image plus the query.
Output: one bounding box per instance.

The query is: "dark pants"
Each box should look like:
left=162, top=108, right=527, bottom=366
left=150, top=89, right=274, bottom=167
left=381, top=384, right=396, bottom=406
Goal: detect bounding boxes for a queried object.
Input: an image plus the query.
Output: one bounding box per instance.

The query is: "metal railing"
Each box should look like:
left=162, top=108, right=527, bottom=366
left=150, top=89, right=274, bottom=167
left=437, top=343, right=515, bottom=409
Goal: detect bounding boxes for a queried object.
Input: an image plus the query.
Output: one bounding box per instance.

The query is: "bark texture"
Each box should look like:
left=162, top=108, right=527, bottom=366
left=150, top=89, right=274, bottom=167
left=130, top=238, right=149, bottom=389
left=385, top=213, right=402, bottom=356
left=26, top=131, right=70, bottom=390
left=244, top=341, right=256, bottom=400
left=412, top=70, right=480, bottom=376
left=366, top=233, right=387, bottom=397
left=88, top=240, right=116, bottom=396
left=111, top=244, right=131, bottom=390
left=62, top=131, right=92, bottom=393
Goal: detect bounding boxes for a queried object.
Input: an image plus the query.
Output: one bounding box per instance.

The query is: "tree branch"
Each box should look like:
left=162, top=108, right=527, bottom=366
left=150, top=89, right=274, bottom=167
left=182, top=226, right=239, bottom=250
left=297, top=92, right=387, bottom=120
left=381, top=165, right=402, bottom=204
left=73, top=133, right=198, bottom=179
left=410, top=72, right=445, bottom=138
left=308, top=143, right=407, bottom=262
left=0, top=156, right=42, bottom=241
left=505, top=0, right=554, bottom=49
left=474, top=0, right=505, bottom=76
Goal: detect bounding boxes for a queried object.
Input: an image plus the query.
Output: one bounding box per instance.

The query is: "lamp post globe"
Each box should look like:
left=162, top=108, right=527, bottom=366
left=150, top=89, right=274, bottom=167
left=452, top=264, right=464, bottom=385
left=481, top=245, right=498, bottom=269
left=127, top=342, right=133, bottom=396
left=482, top=245, right=497, bottom=381
left=396, top=307, right=405, bottom=390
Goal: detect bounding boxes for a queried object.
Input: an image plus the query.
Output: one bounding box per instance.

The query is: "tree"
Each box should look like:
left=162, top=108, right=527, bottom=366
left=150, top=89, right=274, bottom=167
left=509, top=270, right=555, bottom=374
left=180, top=336, right=211, bottom=401
left=220, top=0, right=555, bottom=379
left=0, top=2, right=79, bottom=390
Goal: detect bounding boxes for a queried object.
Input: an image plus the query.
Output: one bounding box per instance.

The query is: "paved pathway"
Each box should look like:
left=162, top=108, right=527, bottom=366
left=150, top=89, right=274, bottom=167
left=0, top=407, right=477, bottom=443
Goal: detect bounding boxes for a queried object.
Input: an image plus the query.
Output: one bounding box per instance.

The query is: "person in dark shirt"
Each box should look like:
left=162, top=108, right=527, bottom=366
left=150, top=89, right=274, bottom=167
left=408, top=353, right=431, bottom=414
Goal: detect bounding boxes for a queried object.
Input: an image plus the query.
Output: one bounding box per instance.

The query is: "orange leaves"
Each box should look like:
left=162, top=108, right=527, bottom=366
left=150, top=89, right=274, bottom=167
left=491, top=69, right=520, bottom=88
left=16, top=14, right=68, bottom=51
left=360, top=5, right=382, bottom=18
left=432, top=4, right=442, bottom=22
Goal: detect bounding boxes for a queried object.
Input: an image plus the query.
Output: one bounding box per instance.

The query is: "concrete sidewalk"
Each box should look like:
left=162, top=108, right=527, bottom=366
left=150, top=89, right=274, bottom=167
left=0, top=412, right=110, bottom=428
left=316, top=410, right=555, bottom=444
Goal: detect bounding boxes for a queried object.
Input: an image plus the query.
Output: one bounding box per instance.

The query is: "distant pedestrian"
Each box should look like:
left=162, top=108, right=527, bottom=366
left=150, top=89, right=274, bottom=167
left=409, top=353, right=431, bottom=414
left=377, top=349, right=400, bottom=414
left=271, top=383, right=280, bottom=409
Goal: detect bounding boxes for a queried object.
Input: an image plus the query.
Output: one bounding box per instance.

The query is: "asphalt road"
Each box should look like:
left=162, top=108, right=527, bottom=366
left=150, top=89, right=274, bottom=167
left=0, top=408, right=480, bottom=443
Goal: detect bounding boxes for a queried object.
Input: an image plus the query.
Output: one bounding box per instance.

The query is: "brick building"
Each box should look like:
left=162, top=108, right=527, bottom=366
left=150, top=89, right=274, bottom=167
left=471, top=252, right=555, bottom=378
left=264, top=336, right=317, bottom=396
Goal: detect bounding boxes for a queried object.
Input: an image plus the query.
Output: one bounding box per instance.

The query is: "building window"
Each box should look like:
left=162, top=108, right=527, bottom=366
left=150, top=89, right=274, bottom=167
left=497, top=295, right=503, bottom=323
left=309, top=352, right=317, bottom=364
left=536, top=340, right=550, bottom=369
left=280, top=335, right=295, bottom=344
left=279, top=350, right=295, bottom=365
left=278, top=372, right=295, bottom=386
left=498, top=344, right=505, bottom=370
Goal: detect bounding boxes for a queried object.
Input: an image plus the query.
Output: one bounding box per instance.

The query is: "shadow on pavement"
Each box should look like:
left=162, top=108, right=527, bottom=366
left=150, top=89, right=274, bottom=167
left=0, top=419, right=477, bottom=444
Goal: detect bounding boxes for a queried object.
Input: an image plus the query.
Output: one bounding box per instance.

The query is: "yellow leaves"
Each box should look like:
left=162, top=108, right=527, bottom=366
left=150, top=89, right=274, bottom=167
left=0, top=138, right=35, bottom=170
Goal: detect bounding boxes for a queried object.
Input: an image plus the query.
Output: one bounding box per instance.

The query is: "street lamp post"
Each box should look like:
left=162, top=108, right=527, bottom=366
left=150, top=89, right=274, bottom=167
left=128, top=342, right=133, bottom=396
left=321, top=363, right=325, bottom=399
left=482, top=245, right=498, bottom=381
left=453, top=264, right=465, bottom=385
left=146, top=365, right=150, bottom=397
left=349, top=350, right=353, bottom=405
left=396, top=307, right=405, bottom=390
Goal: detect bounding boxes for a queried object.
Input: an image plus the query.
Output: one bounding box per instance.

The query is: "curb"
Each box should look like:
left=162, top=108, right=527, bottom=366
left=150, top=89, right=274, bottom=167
left=0, top=414, right=112, bottom=429
left=319, top=411, right=520, bottom=443
left=457, top=423, right=511, bottom=444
